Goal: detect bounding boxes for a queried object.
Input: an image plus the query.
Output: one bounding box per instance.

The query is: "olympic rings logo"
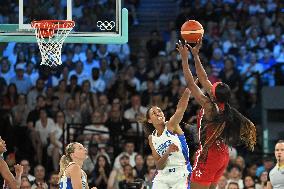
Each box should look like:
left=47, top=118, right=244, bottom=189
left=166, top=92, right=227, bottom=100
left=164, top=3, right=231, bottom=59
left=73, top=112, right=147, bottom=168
left=97, top=21, right=115, bottom=31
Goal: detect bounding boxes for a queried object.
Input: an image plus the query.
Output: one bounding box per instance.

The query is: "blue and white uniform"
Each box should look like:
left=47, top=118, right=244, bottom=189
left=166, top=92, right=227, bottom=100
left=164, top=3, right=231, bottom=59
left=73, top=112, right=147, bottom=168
left=59, top=162, right=87, bottom=189
left=151, top=124, right=192, bottom=189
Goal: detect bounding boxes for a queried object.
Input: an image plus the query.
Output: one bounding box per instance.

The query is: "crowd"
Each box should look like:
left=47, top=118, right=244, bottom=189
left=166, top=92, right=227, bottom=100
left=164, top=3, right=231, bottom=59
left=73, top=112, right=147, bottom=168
left=0, top=0, right=284, bottom=189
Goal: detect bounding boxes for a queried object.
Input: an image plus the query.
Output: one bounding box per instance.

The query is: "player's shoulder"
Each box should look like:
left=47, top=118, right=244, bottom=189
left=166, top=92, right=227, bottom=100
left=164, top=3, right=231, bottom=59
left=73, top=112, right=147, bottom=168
left=66, top=162, right=81, bottom=172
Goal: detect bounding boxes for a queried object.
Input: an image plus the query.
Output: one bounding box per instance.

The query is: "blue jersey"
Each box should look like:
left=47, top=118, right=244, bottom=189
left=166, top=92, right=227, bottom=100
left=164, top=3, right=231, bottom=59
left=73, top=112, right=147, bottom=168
left=59, top=162, right=87, bottom=189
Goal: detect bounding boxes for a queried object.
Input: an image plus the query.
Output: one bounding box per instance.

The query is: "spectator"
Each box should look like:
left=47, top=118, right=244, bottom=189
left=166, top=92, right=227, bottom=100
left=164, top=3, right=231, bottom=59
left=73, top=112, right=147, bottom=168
left=99, top=58, right=114, bottom=89
left=34, top=108, right=55, bottom=165
left=146, top=30, right=165, bottom=59
left=227, top=165, right=244, bottom=189
left=234, top=156, right=246, bottom=173
left=144, top=167, right=156, bottom=189
left=48, top=172, right=59, bottom=189
left=258, top=171, right=268, bottom=188
left=66, top=75, right=81, bottom=98
left=82, top=111, right=109, bottom=146
left=20, top=179, right=32, bottom=189
left=124, top=94, right=147, bottom=133
left=244, top=163, right=258, bottom=180
left=90, top=68, right=106, bottom=93
left=256, top=157, right=274, bottom=178
left=20, top=160, right=35, bottom=183
left=133, top=154, right=146, bottom=180
left=107, top=44, right=130, bottom=63
left=24, top=62, right=39, bottom=87
left=218, top=57, right=241, bottom=93
left=64, top=97, right=81, bottom=126
left=228, top=182, right=240, bottom=189
left=0, top=57, right=13, bottom=84
left=31, top=165, right=48, bottom=189
left=68, top=61, right=89, bottom=85
left=118, top=164, right=136, bottom=189
left=113, top=141, right=137, bottom=170
left=243, top=175, right=261, bottom=189
left=47, top=111, right=65, bottom=172
left=105, top=101, right=131, bottom=156
left=83, top=49, right=100, bottom=76
left=10, top=63, right=32, bottom=94
left=107, top=154, right=130, bottom=189
left=94, top=155, right=111, bottom=189
left=2, top=83, right=18, bottom=110
left=27, top=78, right=45, bottom=110
left=216, top=175, right=228, bottom=189
left=26, top=95, right=46, bottom=164
left=54, top=80, right=71, bottom=110
left=145, top=155, right=155, bottom=171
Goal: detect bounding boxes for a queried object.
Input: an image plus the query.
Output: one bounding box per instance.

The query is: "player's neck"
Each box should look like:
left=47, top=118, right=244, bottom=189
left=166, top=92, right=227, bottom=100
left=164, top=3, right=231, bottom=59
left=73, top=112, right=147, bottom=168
left=72, top=159, right=83, bottom=168
left=154, top=123, right=164, bottom=137
left=156, top=129, right=163, bottom=137
left=278, top=160, right=284, bottom=168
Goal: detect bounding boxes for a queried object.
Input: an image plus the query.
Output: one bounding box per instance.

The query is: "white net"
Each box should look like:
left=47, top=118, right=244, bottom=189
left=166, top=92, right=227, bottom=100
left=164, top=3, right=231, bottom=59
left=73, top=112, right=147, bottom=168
left=32, top=20, right=75, bottom=67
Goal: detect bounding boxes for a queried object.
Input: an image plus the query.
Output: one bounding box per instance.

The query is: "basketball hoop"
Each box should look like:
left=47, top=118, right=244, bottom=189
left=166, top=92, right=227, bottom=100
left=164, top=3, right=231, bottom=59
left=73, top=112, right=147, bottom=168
left=31, top=20, right=75, bottom=67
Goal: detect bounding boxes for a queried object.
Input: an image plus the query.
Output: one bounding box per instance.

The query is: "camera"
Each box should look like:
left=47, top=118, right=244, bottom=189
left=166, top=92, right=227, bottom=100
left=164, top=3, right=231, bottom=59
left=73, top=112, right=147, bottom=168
left=126, top=179, right=146, bottom=189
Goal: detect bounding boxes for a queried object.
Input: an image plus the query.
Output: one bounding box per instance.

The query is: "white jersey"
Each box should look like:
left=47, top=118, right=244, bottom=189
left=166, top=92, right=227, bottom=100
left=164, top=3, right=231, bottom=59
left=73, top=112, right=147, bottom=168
left=151, top=124, right=190, bottom=169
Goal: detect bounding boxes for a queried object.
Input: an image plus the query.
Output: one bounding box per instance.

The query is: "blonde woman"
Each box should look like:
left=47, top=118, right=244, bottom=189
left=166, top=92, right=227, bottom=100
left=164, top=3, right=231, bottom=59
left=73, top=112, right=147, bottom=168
left=58, top=142, right=97, bottom=189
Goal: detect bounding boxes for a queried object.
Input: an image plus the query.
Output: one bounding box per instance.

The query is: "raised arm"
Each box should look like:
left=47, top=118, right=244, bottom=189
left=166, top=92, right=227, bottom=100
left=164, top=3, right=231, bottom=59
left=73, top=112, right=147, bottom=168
left=187, top=40, right=212, bottom=94
left=167, top=88, right=191, bottom=134
left=177, top=41, right=210, bottom=107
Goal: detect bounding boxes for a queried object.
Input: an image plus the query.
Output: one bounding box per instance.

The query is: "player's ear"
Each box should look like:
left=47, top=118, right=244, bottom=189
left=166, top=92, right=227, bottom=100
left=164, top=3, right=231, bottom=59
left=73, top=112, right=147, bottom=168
left=148, top=118, right=152, bottom=124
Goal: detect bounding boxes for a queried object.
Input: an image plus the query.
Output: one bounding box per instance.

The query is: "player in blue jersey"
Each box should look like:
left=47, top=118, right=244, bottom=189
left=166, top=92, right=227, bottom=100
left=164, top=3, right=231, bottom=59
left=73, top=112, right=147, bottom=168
left=58, top=142, right=97, bottom=189
left=142, top=88, right=193, bottom=189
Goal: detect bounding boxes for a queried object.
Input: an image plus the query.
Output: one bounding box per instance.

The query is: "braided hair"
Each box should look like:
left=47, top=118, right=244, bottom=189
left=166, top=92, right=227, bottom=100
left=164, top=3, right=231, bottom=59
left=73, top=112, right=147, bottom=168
left=200, top=83, right=256, bottom=160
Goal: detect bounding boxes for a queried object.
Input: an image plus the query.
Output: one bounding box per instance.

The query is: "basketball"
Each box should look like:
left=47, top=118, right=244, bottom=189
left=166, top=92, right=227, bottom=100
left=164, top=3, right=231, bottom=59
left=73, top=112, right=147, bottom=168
left=181, top=20, right=204, bottom=43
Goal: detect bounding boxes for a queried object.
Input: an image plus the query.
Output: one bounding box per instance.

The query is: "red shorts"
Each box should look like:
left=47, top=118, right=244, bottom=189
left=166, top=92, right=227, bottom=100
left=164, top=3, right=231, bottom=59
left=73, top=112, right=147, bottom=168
left=191, top=143, right=229, bottom=186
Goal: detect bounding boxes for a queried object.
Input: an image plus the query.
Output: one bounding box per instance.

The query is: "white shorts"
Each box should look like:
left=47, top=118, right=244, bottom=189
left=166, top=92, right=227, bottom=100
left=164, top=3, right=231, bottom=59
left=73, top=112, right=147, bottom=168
left=152, top=166, right=190, bottom=189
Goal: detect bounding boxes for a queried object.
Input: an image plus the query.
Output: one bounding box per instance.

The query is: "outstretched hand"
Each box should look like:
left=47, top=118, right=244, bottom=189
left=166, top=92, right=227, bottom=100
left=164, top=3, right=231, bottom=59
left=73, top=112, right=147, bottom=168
left=14, top=164, right=23, bottom=176
left=176, top=40, right=189, bottom=61
left=187, top=39, right=202, bottom=57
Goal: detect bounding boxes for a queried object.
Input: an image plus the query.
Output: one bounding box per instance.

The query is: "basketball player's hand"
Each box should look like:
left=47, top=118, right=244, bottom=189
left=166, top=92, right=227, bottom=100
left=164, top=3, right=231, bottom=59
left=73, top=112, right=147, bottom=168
left=176, top=40, right=189, bottom=61
left=166, top=143, right=179, bottom=155
left=14, top=164, right=23, bottom=176
left=187, top=39, right=202, bottom=57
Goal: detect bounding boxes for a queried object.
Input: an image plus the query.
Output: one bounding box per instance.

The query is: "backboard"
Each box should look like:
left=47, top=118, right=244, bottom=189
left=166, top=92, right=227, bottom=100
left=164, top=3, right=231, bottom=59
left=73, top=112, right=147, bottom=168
left=0, top=0, right=128, bottom=44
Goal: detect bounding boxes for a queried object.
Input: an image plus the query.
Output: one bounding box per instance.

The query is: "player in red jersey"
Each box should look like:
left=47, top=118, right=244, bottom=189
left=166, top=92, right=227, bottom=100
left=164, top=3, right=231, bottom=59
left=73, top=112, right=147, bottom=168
left=177, top=40, right=257, bottom=189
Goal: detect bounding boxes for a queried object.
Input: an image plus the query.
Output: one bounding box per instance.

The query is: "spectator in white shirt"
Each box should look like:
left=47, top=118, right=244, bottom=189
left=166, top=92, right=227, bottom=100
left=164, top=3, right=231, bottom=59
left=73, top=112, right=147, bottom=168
left=20, top=159, right=35, bottom=183
left=107, top=44, right=130, bottom=62
left=124, top=94, right=147, bottom=133
left=24, top=62, right=39, bottom=86
left=113, top=141, right=137, bottom=169
left=10, top=63, right=32, bottom=94
left=68, top=61, right=89, bottom=85
left=227, top=165, right=244, bottom=189
left=35, top=108, right=56, bottom=163
left=82, top=111, right=109, bottom=146
left=90, top=68, right=106, bottom=93
left=83, top=49, right=100, bottom=75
